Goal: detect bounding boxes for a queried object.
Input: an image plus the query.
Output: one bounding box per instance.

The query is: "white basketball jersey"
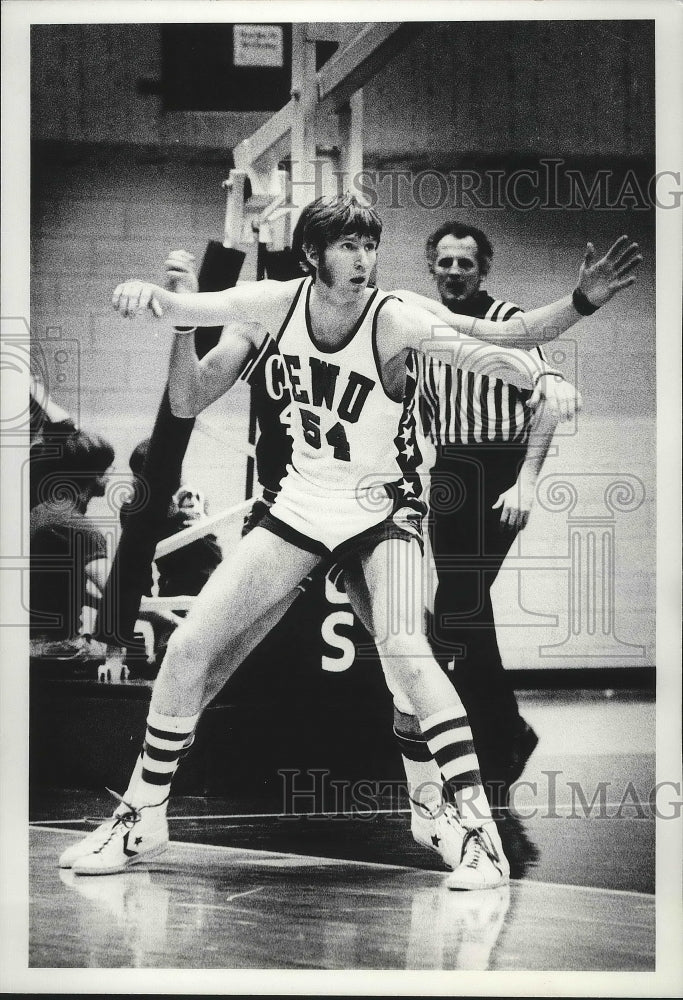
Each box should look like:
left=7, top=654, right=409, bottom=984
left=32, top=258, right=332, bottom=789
left=275, top=278, right=424, bottom=511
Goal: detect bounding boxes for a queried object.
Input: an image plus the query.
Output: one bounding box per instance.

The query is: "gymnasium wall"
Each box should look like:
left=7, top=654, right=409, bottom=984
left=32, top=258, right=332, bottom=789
left=29, top=21, right=656, bottom=670
left=31, top=21, right=653, bottom=156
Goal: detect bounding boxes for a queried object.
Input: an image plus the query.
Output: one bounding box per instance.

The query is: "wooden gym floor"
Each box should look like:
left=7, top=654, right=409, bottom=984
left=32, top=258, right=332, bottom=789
left=27, top=691, right=658, bottom=973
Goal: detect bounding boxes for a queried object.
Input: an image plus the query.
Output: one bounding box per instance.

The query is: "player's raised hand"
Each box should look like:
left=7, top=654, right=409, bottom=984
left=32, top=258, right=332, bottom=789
left=576, top=236, right=642, bottom=308
left=165, top=250, right=198, bottom=294
left=112, top=281, right=163, bottom=319
left=528, top=374, right=582, bottom=422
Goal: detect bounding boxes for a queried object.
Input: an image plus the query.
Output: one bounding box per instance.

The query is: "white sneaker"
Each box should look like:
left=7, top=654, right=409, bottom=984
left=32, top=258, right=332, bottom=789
left=70, top=797, right=169, bottom=876
left=59, top=816, right=122, bottom=869
left=445, top=823, right=510, bottom=891
left=411, top=802, right=466, bottom=870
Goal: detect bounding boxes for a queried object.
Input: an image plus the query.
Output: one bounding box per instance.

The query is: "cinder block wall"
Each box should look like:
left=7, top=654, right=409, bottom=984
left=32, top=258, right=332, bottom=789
left=30, top=146, right=253, bottom=542
left=30, top=146, right=656, bottom=669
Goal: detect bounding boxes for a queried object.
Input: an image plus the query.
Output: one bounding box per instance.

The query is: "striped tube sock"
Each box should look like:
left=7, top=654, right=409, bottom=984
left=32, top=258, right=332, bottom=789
left=393, top=725, right=443, bottom=815
left=131, top=709, right=200, bottom=808
left=420, top=706, right=492, bottom=826
left=121, top=732, right=196, bottom=806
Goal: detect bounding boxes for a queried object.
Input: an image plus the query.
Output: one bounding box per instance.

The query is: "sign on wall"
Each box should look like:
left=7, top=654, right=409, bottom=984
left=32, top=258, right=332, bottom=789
left=233, top=25, right=284, bottom=68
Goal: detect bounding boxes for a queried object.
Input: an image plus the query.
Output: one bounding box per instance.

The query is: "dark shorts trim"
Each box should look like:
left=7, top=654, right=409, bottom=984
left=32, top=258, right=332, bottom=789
left=244, top=497, right=331, bottom=587
left=245, top=495, right=424, bottom=589
left=328, top=507, right=425, bottom=586
left=257, top=511, right=329, bottom=558
left=242, top=497, right=272, bottom=537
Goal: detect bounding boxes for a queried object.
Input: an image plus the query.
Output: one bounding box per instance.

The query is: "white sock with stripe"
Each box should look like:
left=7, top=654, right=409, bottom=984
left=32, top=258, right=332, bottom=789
left=419, top=705, right=492, bottom=827
left=393, top=710, right=443, bottom=816
left=128, top=709, right=199, bottom=810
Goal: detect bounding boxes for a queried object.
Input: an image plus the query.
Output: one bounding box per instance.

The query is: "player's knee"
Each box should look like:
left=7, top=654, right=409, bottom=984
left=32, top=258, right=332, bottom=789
left=381, top=628, right=431, bottom=663
left=162, top=628, right=212, bottom=686
left=381, top=633, right=435, bottom=694
left=378, top=659, right=414, bottom=714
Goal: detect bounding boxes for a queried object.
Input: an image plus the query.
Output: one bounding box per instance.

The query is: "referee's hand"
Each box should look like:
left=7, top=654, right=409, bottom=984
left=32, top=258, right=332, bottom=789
left=577, top=236, right=642, bottom=308
left=528, top=374, right=582, bottom=422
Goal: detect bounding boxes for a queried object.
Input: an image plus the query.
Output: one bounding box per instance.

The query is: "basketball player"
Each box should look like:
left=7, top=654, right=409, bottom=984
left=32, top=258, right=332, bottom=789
left=157, top=243, right=571, bottom=789
left=158, top=238, right=578, bottom=734
left=60, top=195, right=640, bottom=889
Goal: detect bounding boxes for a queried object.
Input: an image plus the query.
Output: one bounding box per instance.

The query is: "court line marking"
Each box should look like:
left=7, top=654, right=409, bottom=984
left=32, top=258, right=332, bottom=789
left=32, top=825, right=655, bottom=899
left=29, top=802, right=656, bottom=824
left=32, top=825, right=432, bottom=874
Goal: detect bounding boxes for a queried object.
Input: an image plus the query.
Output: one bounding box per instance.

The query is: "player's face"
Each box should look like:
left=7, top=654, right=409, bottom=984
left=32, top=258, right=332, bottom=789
left=316, top=233, right=378, bottom=294
left=431, top=235, right=483, bottom=307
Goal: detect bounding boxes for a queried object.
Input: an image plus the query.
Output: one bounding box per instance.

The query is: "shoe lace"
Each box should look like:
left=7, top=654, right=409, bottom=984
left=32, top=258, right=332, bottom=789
left=441, top=802, right=464, bottom=830
left=409, top=795, right=446, bottom=822
left=89, top=788, right=168, bottom=854
left=106, top=787, right=144, bottom=829
left=462, top=826, right=502, bottom=872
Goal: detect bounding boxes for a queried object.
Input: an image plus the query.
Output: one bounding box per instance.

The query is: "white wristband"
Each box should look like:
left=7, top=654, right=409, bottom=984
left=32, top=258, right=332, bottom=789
left=532, top=368, right=564, bottom=386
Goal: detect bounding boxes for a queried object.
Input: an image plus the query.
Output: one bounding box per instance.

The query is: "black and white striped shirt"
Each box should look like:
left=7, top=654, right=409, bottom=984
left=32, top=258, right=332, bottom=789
left=414, top=292, right=546, bottom=446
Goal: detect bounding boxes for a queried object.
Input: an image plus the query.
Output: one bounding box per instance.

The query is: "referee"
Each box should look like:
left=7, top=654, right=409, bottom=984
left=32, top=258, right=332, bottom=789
left=396, top=221, right=567, bottom=806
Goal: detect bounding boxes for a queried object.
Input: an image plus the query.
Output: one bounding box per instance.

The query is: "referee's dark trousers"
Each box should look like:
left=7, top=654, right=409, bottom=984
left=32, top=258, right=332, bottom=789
left=427, top=442, right=528, bottom=783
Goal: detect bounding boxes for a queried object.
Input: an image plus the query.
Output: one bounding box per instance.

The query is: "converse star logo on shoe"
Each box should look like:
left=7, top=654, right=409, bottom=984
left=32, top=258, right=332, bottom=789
left=122, top=831, right=140, bottom=858
left=67, top=789, right=170, bottom=876
left=412, top=802, right=465, bottom=870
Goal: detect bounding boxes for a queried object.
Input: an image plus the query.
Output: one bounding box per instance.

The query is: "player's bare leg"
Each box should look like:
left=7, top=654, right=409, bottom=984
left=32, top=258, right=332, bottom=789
left=200, top=589, right=303, bottom=706
left=149, top=528, right=319, bottom=715
left=345, top=565, right=446, bottom=859
left=63, top=529, right=321, bottom=874
left=352, top=537, right=509, bottom=889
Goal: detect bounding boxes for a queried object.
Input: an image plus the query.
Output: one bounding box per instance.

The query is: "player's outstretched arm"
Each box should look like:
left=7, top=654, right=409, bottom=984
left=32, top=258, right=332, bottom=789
left=112, top=272, right=293, bottom=330
left=168, top=324, right=256, bottom=418
left=379, top=299, right=549, bottom=391
left=160, top=250, right=259, bottom=418
left=394, top=236, right=642, bottom=349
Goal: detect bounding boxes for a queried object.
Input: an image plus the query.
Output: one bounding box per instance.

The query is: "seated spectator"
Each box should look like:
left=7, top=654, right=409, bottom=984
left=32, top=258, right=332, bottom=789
left=120, top=439, right=222, bottom=598
left=156, top=486, right=222, bottom=598
left=29, top=376, right=75, bottom=443
left=29, top=379, right=78, bottom=510
left=30, top=429, right=114, bottom=658
left=150, top=485, right=223, bottom=670
left=119, top=438, right=222, bottom=672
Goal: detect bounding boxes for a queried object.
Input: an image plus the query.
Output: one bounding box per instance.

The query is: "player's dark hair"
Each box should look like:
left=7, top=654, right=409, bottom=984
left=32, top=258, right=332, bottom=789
left=294, top=193, right=382, bottom=276
left=426, top=222, right=493, bottom=276
left=290, top=211, right=312, bottom=274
